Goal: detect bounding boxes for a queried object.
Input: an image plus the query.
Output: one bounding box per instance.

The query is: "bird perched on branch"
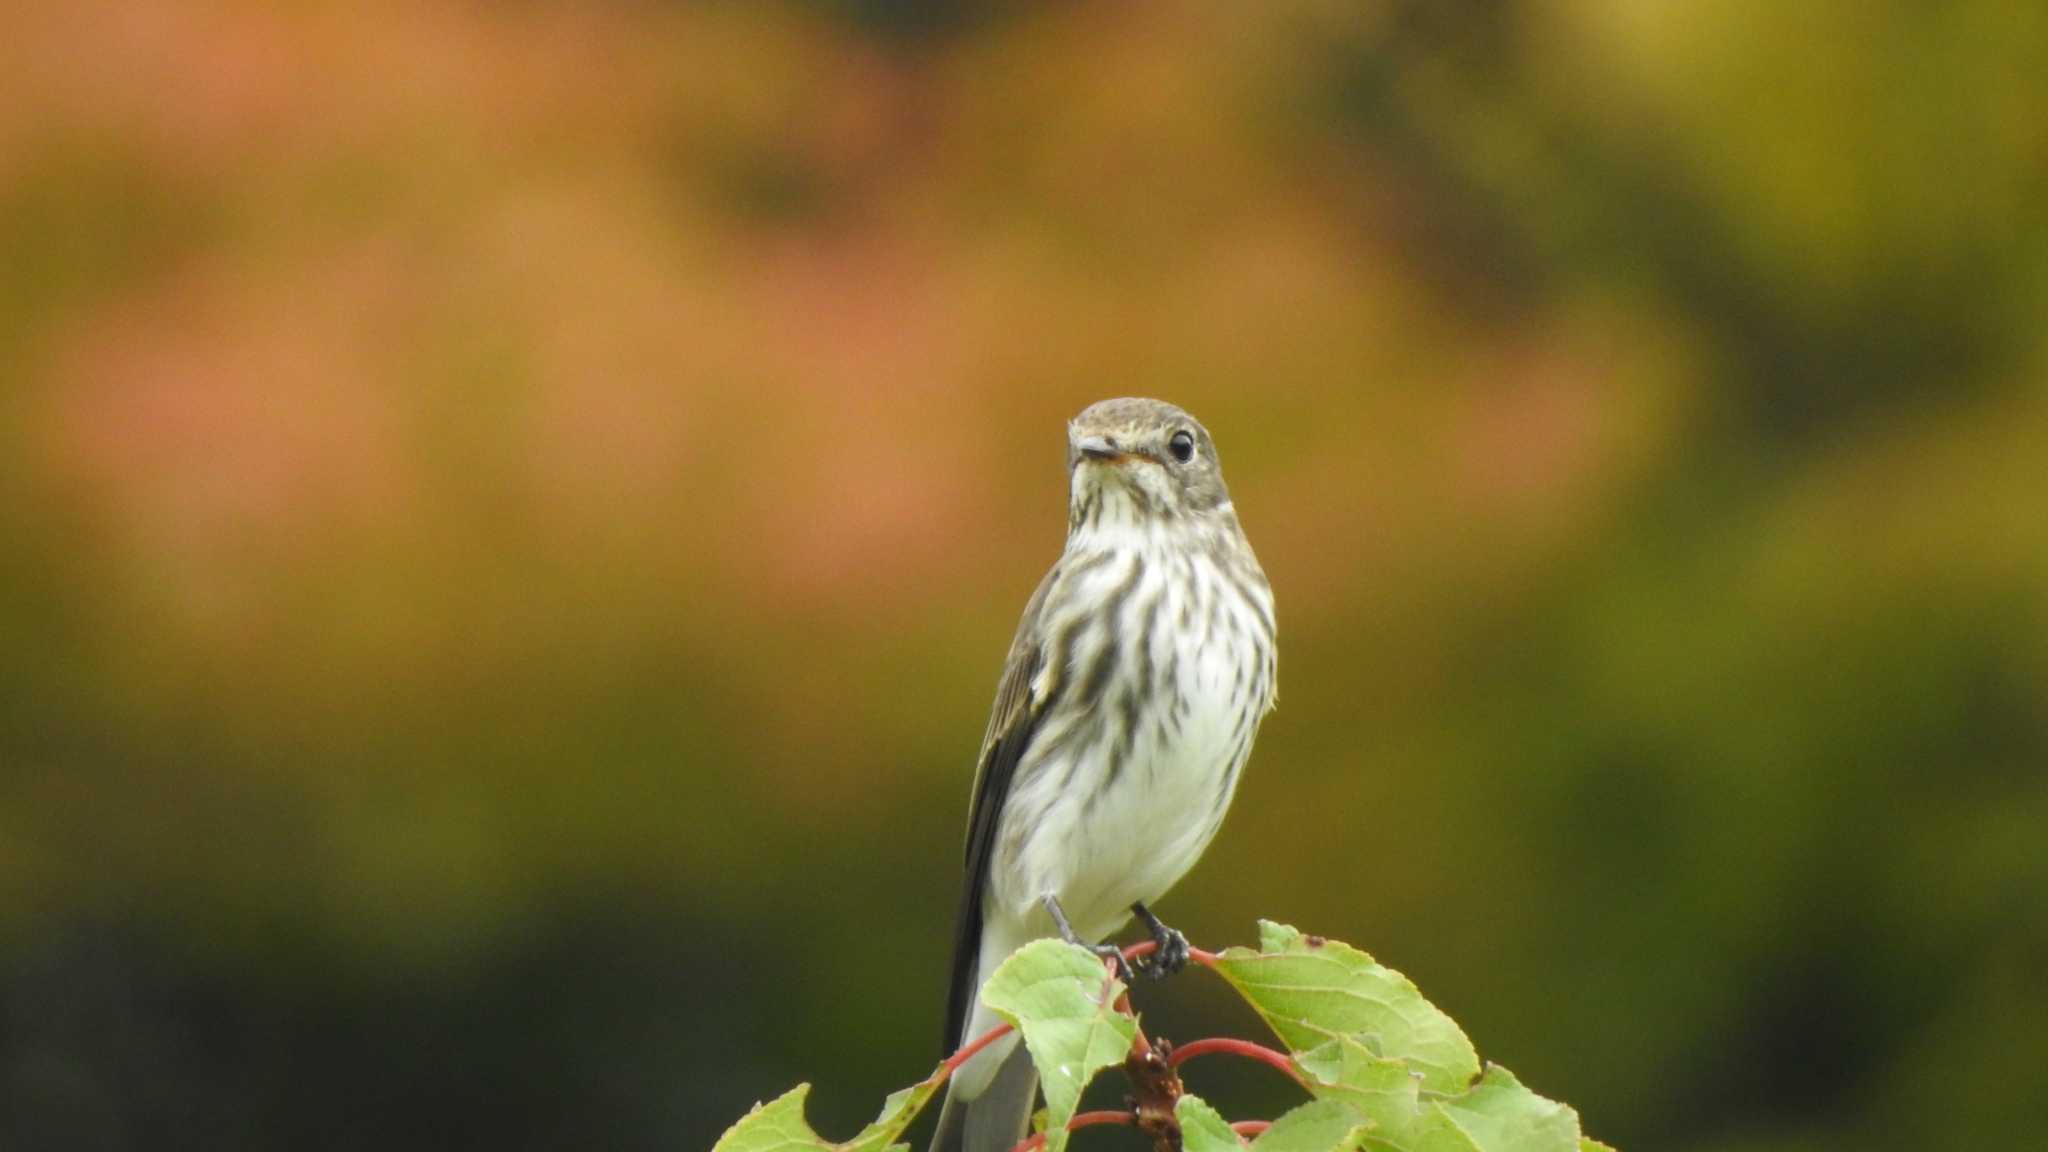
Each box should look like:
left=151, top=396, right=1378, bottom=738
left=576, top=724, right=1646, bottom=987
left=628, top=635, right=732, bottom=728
left=932, top=398, right=1278, bottom=1152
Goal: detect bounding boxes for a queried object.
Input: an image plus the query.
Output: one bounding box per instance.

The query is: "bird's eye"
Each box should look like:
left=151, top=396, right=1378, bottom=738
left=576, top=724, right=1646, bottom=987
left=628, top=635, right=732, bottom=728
left=1168, top=429, right=1196, bottom=463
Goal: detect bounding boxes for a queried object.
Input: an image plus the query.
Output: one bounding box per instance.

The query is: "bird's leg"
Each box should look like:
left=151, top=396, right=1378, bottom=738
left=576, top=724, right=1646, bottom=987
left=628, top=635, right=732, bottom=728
left=1042, top=895, right=1136, bottom=984
left=1128, top=902, right=1189, bottom=981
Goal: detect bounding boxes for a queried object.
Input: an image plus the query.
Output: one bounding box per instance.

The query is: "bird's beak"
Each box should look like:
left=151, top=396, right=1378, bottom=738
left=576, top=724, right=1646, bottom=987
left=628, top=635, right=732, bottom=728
left=1074, top=433, right=1124, bottom=463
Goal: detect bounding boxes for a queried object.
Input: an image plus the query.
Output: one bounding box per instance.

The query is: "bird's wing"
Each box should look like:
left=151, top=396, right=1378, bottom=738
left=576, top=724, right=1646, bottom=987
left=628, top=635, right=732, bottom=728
left=943, top=561, right=1061, bottom=1053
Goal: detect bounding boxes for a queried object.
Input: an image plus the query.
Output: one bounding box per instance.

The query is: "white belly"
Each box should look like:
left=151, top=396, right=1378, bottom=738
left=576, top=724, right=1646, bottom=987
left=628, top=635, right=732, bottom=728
left=990, top=540, right=1272, bottom=944
left=1050, top=630, right=1247, bottom=937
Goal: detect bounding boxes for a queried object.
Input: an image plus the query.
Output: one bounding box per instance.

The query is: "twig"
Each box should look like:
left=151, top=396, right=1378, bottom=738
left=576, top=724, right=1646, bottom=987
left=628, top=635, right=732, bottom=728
left=1164, top=1038, right=1300, bottom=1082
left=1005, top=1110, right=1136, bottom=1152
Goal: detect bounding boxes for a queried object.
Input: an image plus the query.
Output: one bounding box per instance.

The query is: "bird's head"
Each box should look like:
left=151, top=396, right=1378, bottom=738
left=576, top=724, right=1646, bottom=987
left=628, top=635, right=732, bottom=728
left=1066, top=397, right=1232, bottom=528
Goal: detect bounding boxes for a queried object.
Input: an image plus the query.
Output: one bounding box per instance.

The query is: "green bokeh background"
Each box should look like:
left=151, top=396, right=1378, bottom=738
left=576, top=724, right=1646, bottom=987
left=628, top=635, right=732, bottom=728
left=2, top=2, right=2044, bottom=1150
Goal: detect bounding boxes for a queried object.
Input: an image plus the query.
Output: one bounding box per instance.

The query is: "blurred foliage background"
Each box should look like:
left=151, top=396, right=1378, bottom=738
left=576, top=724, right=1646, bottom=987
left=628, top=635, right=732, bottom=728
left=2, top=1, right=2044, bottom=1150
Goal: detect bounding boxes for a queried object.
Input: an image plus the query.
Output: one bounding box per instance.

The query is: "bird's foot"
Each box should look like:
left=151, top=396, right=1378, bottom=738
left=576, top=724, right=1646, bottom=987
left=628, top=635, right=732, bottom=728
left=1087, top=941, right=1138, bottom=985
left=1042, top=894, right=1137, bottom=984
left=1129, top=903, right=1189, bottom=981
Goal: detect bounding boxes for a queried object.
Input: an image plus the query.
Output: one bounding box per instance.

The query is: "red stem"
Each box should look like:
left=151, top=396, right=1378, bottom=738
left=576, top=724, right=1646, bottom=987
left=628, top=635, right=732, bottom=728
left=1165, top=1037, right=1300, bottom=1082
left=1116, top=939, right=1221, bottom=969
left=1005, top=1110, right=1136, bottom=1152
left=1231, top=1120, right=1272, bottom=1138
left=940, top=1021, right=1015, bottom=1081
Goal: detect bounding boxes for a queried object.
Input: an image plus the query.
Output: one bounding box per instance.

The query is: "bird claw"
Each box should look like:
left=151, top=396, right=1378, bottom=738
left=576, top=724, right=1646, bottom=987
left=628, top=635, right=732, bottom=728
left=1044, top=895, right=1139, bottom=983
left=1131, top=926, right=1188, bottom=981
left=1088, top=942, right=1138, bottom=985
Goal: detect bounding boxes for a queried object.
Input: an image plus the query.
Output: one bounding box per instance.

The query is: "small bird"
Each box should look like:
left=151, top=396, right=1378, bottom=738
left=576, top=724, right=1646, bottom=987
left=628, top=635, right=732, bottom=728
left=931, top=398, right=1278, bottom=1152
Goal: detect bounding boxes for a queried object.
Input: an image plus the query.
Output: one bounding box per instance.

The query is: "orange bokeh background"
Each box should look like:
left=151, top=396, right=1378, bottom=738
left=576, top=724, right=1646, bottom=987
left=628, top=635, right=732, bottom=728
left=2, top=3, right=2043, bottom=1150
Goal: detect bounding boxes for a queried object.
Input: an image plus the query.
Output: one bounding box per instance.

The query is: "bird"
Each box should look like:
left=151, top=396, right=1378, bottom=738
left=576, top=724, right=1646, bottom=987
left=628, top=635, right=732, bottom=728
left=930, top=397, right=1278, bottom=1152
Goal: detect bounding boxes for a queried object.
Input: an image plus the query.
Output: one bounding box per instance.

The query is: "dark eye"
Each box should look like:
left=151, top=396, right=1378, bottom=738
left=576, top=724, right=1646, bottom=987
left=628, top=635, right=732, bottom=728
left=1168, top=429, right=1196, bottom=463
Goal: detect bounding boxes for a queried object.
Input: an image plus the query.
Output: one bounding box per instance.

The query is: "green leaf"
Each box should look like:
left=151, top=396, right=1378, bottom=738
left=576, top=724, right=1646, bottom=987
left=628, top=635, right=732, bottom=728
left=1432, top=1066, right=1578, bottom=1152
left=1293, top=1037, right=1581, bottom=1152
left=1383, top=1107, right=1487, bottom=1152
left=712, top=1085, right=833, bottom=1152
left=710, top=1070, right=949, bottom=1152
left=841, top=1071, right=948, bottom=1152
left=978, top=939, right=1136, bottom=1152
left=1212, top=922, right=1479, bottom=1095
left=1251, top=1098, right=1373, bottom=1152
left=1177, top=1093, right=1247, bottom=1152
left=1293, top=1036, right=1468, bottom=1152
left=1296, top=1035, right=1425, bottom=1118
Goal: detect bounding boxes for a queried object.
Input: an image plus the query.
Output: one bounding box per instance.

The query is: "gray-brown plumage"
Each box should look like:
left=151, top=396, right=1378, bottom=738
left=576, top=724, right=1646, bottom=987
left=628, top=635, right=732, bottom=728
left=931, top=398, right=1276, bottom=1152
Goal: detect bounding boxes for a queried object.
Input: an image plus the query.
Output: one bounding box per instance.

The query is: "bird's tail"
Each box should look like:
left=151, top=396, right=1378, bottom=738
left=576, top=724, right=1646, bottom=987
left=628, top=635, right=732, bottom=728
left=931, top=924, right=1038, bottom=1152
left=928, top=1040, right=1036, bottom=1152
